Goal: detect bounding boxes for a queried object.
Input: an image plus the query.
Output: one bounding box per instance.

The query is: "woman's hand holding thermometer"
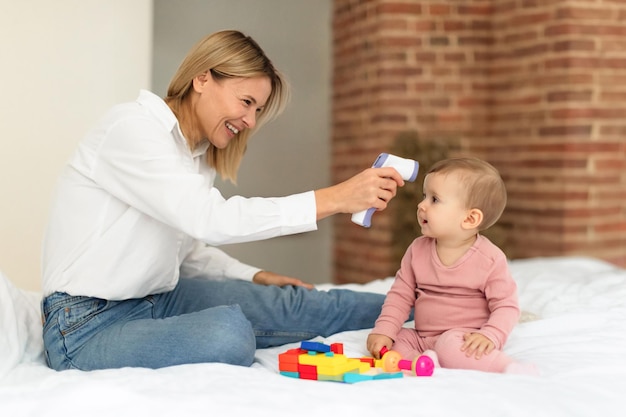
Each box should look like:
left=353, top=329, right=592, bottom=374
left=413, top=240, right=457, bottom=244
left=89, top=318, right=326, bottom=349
left=351, top=153, right=419, bottom=228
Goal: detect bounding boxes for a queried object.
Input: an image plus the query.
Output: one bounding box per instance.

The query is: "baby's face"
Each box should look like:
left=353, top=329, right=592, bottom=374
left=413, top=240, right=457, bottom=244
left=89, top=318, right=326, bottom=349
left=417, top=172, right=468, bottom=239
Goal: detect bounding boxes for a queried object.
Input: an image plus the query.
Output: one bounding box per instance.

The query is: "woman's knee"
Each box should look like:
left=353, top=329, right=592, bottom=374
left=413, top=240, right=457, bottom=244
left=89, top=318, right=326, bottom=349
left=201, top=305, right=256, bottom=366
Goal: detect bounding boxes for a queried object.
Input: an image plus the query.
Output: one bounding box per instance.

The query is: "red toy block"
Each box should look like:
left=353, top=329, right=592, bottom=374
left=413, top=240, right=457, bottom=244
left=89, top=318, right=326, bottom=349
left=278, top=362, right=299, bottom=372
left=278, top=348, right=306, bottom=364
left=298, top=363, right=317, bottom=376
left=359, top=357, right=375, bottom=367
left=330, top=343, right=344, bottom=354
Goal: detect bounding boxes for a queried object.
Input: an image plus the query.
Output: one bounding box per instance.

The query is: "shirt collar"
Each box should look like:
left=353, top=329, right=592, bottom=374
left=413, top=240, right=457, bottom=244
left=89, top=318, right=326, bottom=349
left=136, top=89, right=178, bottom=132
left=136, top=89, right=210, bottom=158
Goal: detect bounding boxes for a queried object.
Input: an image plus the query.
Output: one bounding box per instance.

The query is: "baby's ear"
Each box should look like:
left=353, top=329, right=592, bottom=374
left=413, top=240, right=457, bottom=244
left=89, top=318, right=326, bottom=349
left=462, top=208, right=483, bottom=230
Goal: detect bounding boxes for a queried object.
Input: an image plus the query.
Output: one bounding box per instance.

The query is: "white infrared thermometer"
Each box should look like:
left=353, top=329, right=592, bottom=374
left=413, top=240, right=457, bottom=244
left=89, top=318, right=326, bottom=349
left=351, top=153, right=419, bottom=228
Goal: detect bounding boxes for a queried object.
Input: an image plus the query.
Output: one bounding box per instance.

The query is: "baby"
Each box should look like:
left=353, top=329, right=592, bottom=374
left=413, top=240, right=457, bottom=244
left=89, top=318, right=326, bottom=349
left=367, top=157, right=538, bottom=375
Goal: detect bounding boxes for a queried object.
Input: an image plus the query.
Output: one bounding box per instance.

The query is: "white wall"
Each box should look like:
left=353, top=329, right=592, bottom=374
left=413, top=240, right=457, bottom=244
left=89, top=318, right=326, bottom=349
left=0, top=1, right=153, bottom=290
left=153, top=0, right=333, bottom=284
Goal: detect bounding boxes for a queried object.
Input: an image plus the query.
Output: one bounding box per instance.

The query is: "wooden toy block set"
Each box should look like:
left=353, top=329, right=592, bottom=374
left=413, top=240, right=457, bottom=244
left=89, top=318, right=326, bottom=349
left=278, top=341, right=434, bottom=384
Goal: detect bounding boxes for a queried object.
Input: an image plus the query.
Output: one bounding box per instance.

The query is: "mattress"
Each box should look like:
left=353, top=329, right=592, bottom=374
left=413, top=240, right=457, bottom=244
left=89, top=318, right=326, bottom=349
left=1, top=256, right=625, bottom=416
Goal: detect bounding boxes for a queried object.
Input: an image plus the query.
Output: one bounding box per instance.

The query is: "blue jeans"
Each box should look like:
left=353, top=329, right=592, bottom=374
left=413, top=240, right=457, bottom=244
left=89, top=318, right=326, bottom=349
left=42, top=278, right=386, bottom=371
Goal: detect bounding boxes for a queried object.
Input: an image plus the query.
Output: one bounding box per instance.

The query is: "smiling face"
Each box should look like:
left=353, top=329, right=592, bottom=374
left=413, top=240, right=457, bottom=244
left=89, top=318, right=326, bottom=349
left=191, top=72, right=272, bottom=149
left=417, top=171, right=470, bottom=239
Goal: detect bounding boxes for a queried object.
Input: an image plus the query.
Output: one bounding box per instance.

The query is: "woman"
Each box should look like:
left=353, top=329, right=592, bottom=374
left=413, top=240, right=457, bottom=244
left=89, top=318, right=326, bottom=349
left=41, top=30, right=405, bottom=371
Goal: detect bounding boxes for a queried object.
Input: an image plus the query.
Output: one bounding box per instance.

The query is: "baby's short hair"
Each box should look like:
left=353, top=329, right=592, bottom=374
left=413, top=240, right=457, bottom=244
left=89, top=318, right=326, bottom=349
left=428, top=157, right=507, bottom=230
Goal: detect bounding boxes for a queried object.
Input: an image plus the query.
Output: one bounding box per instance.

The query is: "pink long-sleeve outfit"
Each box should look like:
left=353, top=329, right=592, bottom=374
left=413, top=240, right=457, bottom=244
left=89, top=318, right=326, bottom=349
left=372, top=235, right=520, bottom=373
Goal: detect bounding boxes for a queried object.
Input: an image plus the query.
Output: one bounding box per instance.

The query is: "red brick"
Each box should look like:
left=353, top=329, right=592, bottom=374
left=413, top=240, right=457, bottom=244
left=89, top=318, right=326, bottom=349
left=555, top=7, right=614, bottom=21
left=552, top=39, right=596, bottom=52
left=508, top=12, right=552, bottom=27
left=458, top=4, right=494, bottom=16
left=550, top=108, right=626, bottom=120
left=429, top=4, right=451, bottom=16
left=546, top=91, right=592, bottom=103
left=376, top=3, right=422, bottom=15
left=545, top=24, right=626, bottom=37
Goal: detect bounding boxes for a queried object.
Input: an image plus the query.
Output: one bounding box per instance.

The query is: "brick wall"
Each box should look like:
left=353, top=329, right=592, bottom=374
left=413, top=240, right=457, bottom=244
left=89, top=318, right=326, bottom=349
left=332, top=0, right=626, bottom=284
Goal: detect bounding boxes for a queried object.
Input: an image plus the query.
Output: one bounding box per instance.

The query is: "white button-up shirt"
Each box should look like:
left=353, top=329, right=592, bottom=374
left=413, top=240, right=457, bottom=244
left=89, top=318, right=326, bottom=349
left=42, top=90, right=317, bottom=299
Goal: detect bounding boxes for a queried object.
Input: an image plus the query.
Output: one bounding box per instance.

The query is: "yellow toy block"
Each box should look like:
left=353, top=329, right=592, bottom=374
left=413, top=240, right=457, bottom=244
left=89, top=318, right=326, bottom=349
left=318, top=360, right=361, bottom=376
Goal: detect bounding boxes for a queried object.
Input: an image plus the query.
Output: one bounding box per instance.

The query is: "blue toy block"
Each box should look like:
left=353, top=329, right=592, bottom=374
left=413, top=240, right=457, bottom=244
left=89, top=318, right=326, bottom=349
left=343, top=372, right=374, bottom=384
left=373, top=372, right=403, bottom=380
left=301, top=341, right=331, bottom=353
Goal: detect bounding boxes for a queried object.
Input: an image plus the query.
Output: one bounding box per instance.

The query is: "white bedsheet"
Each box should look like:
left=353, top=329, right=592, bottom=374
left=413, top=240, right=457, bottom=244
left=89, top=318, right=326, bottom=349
left=1, top=256, right=625, bottom=416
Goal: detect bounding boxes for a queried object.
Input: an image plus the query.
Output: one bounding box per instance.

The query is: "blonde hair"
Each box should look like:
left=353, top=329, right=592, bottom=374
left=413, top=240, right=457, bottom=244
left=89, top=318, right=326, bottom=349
left=428, top=157, right=507, bottom=230
left=164, top=30, right=290, bottom=182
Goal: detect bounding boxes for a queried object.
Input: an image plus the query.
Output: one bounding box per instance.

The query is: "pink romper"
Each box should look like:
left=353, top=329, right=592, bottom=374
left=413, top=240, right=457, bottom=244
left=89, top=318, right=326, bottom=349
left=372, top=235, right=520, bottom=372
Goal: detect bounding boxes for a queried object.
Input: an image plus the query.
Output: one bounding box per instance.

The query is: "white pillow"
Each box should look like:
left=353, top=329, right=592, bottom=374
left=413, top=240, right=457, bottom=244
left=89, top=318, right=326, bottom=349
left=0, top=271, right=44, bottom=377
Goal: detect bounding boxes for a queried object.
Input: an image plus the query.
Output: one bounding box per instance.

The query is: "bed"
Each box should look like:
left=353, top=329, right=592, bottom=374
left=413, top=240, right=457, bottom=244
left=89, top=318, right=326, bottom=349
left=1, top=256, right=625, bottom=417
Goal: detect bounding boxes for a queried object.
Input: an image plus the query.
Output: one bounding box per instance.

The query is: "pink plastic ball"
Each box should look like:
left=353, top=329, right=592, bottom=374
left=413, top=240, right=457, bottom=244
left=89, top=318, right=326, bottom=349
left=414, top=355, right=434, bottom=377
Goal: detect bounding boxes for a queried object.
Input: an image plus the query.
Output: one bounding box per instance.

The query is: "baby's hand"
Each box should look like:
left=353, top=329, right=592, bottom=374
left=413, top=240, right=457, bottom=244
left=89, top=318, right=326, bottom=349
left=366, top=334, right=393, bottom=359
left=460, top=332, right=494, bottom=359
